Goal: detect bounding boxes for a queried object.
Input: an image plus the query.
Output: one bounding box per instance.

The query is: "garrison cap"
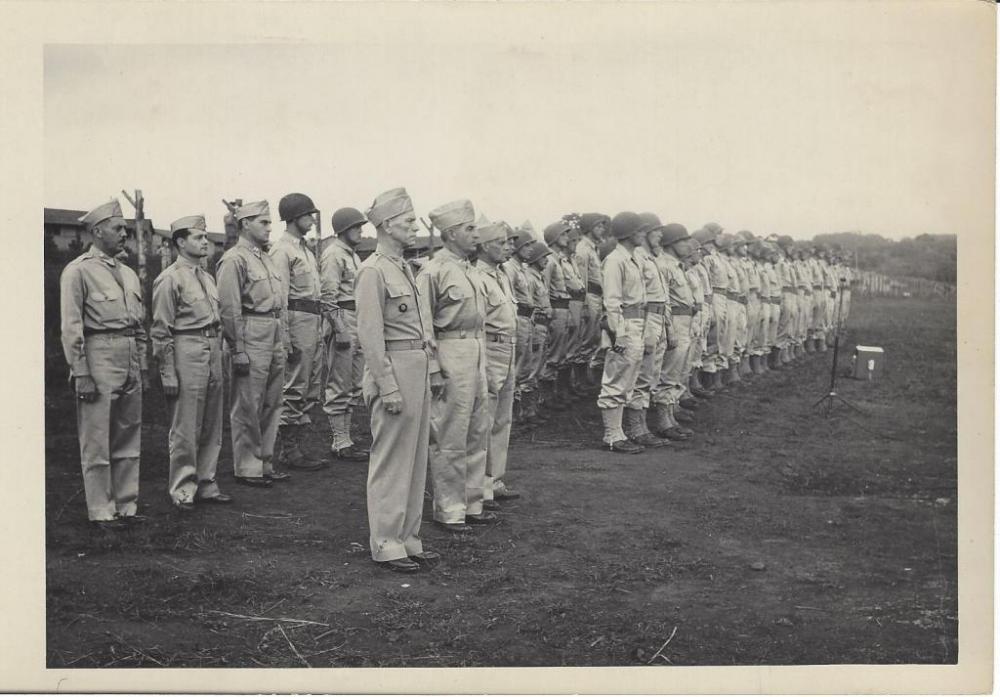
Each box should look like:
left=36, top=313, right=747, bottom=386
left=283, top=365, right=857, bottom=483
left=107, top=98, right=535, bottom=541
left=78, top=199, right=123, bottom=228
left=660, top=223, right=691, bottom=247
left=366, top=187, right=414, bottom=228
left=235, top=200, right=270, bottom=222
left=428, top=199, right=475, bottom=233
left=610, top=211, right=643, bottom=241
left=476, top=215, right=508, bottom=244
left=170, top=215, right=207, bottom=235
left=543, top=220, right=572, bottom=246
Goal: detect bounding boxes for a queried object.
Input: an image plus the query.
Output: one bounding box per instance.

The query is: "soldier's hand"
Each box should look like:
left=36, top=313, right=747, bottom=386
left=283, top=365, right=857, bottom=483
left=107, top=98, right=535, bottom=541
left=74, top=375, right=98, bottom=403
left=286, top=346, right=302, bottom=365
left=232, top=352, right=251, bottom=377
left=430, top=372, right=447, bottom=401
left=382, top=390, right=404, bottom=415
left=162, top=376, right=179, bottom=399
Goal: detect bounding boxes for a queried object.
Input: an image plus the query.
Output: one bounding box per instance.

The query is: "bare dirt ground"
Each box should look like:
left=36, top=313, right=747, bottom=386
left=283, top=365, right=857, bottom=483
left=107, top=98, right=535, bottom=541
left=45, top=296, right=956, bottom=667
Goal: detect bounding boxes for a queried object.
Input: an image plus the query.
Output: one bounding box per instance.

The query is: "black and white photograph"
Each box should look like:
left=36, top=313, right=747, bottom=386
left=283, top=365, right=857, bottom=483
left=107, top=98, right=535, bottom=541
left=7, top=0, right=994, bottom=692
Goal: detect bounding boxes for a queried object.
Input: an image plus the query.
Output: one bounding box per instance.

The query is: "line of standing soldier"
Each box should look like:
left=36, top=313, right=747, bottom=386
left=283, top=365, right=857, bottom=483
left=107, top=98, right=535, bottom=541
left=59, top=196, right=855, bottom=573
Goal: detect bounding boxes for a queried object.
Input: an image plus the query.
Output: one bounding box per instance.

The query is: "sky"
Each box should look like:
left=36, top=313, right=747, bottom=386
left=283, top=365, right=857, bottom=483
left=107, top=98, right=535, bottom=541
left=42, top=2, right=993, bottom=242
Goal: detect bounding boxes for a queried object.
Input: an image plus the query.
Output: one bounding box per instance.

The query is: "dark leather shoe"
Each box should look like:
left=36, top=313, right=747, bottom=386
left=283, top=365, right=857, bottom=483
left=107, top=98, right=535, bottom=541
left=494, top=490, right=521, bottom=501
left=264, top=470, right=291, bottom=482
left=607, top=439, right=644, bottom=454
left=123, top=514, right=148, bottom=525
left=196, top=493, right=233, bottom=504
left=174, top=501, right=196, bottom=513
left=678, top=397, right=699, bottom=410
left=376, top=557, right=420, bottom=573
left=482, top=499, right=501, bottom=511
left=409, top=551, right=441, bottom=566
left=235, top=476, right=273, bottom=488
left=466, top=511, right=498, bottom=525
left=690, top=387, right=714, bottom=399
left=332, top=445, right=369, bottom=462
left=435, top=521, right=472, bottom=534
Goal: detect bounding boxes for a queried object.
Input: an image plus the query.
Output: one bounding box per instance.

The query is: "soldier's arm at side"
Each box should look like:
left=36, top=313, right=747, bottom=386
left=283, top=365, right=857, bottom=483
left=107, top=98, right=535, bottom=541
left=355, top=266, right=400, bottom=397
left=415, top=269, right=444, bottom=378
left=59, top=264, right=90, bottom=378
left=319, top=249, right=346, bottom=334
left=216, top=255, right=247, bottom=358
left=602, top=256, right=625, bottom=338
left=150, top=273, right=179, bottom=390
left=270, top=245, right=295, bottom=355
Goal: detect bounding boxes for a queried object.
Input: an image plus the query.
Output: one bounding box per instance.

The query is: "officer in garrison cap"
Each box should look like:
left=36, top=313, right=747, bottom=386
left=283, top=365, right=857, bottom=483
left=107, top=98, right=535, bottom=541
left=321, top=206, right=371, bottom=462
left=571, top=213, right=608, bottom=391
left=356, top=188, right=441, bottom=572
left=596, top=212, right=648, bottom=453
left=60, top=199, right=150, bottom=528
left=269, top=193, right=324, bottom=471
left=502, top=222, right=537, bottom=421
left=475, top=217, right=521, bottom=506
left=217, top=200, right=290, bottom=487
left=418, top=199, right=496, bottom=532
left=151, top=216, right=231, bottom=511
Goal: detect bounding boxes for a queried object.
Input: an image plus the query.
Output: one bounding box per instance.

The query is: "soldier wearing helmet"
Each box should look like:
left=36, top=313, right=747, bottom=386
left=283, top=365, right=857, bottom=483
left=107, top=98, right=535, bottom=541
left=502, top=222, right=538, bottom=421
left=571, top=213, right=608, bottom=391
left=681, top=236, right=713, bottom=399
left=522, top=231, right=554, bottom=425
left=691, top=224, right=729, bottom=391
left=320, top=206, right=371, bottom=462
left=596, top=212, right=648, bottom=453
left=267, top=193, right=324, bottom=471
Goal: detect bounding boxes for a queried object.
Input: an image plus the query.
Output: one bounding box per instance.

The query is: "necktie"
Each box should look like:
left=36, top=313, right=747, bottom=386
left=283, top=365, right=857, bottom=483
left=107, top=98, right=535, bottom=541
left=195, top=267, right=219, bottom=324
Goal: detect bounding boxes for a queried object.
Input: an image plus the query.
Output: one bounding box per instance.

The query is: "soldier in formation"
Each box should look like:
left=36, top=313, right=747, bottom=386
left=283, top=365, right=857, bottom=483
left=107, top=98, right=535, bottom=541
left=58, top=196, right=856, bottom=569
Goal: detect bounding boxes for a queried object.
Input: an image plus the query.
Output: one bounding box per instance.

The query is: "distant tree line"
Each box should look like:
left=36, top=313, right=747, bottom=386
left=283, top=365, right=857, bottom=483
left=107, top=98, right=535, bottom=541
left=812, top=232, right=956, bottom=284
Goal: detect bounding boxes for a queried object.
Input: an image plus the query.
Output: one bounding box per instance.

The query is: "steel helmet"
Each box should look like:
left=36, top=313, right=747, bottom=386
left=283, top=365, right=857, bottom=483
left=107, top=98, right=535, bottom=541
left=543, top=221, right=572, bottom=246
left=637, top=212, right=666, bottom=235
left=610, top=211, right=642, bottom=241
left=331, top=207, right=367, bottom=236
left=278, top=193, right=318, bottom=222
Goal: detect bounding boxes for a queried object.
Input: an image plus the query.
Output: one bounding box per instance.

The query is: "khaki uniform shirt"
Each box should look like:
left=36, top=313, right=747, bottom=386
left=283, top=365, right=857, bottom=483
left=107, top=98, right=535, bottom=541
left=560, top=252, right=585, bottom=298
left=355, top=247, right=439, bottom=396
left=60, top=245, right=149, bottom=377
left=543, top=252, right=570, bottom=301
left=685, top=263, right=706, bottom=306
left=657, top=252, right=695, bottom=312
left=320, top=236, right=362, bottom=316
left=416, top=246, right=487, bottom=336
left=573, top=236, right=602, bottom=294
left=602, top=244, right=646, bottom=336
left=216, top=237, right=287, bottom=356
left=526, top=265, right=551, bottom=318
left=503, top=257, right=534, bottom=307
left=703, top=250, right=729, bottom=293
left=151, top=255, right=221, bottom=383
left=476, top=260, right=518, bottom=336
left=270, top=231, right=321, bottom=343
left=635, top=246, right=668, bottom=304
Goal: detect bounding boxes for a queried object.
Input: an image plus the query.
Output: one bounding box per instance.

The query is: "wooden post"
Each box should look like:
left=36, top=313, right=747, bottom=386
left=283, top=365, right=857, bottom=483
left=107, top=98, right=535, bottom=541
left=222, top=198, right=242, bottom=250
left=121, top=188, right=151, bottom=367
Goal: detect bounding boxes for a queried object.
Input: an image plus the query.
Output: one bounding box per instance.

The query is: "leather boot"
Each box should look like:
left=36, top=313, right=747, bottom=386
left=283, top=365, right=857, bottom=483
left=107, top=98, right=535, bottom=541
left=532, top=388, right=550, bottom=424
left=698, top=370, right=717, bottom=395
left=727, top=364, right=742, bottom=385
left=669, top=404, right=695, bottom=437
left=740, top=355, right=753, bottom=377
left=601, top=407, right=643, bottom=453
left=279, top=425, right=323, bottom=471
left=651, top=404, right=692, bottom=441
left=711, top=370, right=725, bottom=390
left=805, top=337, right=815, bottom=353
left=624, top=407, right=670, bottom=447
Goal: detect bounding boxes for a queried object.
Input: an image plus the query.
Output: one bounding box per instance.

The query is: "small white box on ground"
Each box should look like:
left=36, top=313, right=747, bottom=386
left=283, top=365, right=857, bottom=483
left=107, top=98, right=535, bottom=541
left=852, top=345, right=884, bottom=381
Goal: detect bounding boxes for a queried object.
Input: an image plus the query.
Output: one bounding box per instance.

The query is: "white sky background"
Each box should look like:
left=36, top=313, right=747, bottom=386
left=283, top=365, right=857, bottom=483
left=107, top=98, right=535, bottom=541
left=43, top=2, right=993, bottom=241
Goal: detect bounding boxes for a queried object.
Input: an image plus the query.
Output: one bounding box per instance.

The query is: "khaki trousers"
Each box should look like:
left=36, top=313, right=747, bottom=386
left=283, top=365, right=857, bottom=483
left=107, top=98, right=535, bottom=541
left=75, top=334, right=142, bottom=521
left=513, top=315, right=534, bottom=397
left=167, top=334, right=223, bottom=503
left=540, top=307, right=570, bottom=382
left=280, top=310, right=321, bottom=426
left=777, top=291, right=796, bottom=348
left=596, top=316, right=644, bottom=414
left=723, top=298, right=741, bottom=364
left=747, top=294, right=765, bottom=355
left=363, top=348, right=430, bottom=562
left=230, top=317, right=284, bottom=478
left=628, top=312, right=666, bottom=410
left=707, top=293, right=728, bottom=371
left=304, top=318, right=326, bottom=414
left=429, top=339, right=489, bottom=523
left=323, top=309, right=365, bottom=449
left=656, top=314, right=693, bottom=406
left=526, top=322, right=548, bottom=389
left=573, top=293, right=603, bottom=365
left=484, top=341, right=516, bottom=500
